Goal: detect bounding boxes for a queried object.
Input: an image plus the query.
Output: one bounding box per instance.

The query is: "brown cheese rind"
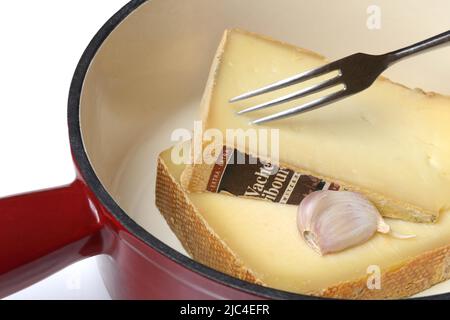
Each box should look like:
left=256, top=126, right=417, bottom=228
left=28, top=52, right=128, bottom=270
left=156, top=156, right=261, bottom=285
left=156, top=152, right=450, bottom=298
left=319, top=245, right=450, bottom=299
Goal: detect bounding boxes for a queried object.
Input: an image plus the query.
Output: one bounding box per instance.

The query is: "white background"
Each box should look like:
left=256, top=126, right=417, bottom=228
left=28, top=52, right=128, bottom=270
left=0, top=0, right=130, bottom=300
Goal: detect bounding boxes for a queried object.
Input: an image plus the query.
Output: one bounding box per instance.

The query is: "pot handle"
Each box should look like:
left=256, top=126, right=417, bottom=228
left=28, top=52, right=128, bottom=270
left=0, top=179, right=104, bottom=298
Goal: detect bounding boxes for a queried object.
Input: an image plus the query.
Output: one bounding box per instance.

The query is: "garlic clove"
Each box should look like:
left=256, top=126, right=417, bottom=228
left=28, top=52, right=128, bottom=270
left=297, top=190, right=414, bottom=255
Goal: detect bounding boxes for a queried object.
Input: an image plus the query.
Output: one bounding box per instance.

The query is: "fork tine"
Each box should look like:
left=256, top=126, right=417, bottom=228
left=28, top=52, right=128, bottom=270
left=237, top=76, right=342, bottom=115
left=229, top=62, right=339, bottom=103
left=250, top=90, right=347, bottom=125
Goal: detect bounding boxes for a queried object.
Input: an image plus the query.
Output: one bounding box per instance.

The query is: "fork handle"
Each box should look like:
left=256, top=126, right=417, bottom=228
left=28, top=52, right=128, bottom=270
left=386, top=29, right=450, bottom=65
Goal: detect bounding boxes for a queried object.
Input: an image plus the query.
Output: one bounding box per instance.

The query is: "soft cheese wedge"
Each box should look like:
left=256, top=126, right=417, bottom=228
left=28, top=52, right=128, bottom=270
left=201, top=29, right=450, bottom=223
left=156, top=147, right=450, bottom=298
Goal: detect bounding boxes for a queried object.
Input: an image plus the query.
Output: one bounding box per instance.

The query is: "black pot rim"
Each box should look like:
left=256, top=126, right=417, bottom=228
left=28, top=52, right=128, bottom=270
left=67, top=0, right=449, bottom=300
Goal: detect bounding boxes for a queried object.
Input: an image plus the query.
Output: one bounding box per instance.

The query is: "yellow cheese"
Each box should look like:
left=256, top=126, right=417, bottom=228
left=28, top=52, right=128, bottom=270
left=190, top=193, right=450, bottom=294
left=157, top=147, right=450, bottom=297
left=201, top=29, right=450, bottom=222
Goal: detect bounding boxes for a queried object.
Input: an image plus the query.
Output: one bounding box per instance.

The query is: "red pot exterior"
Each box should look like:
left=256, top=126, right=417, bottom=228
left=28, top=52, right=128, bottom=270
left=0, top=169, right=261, bottom=299
left=0, top=0, right=266, bottom=298
left=96, top=225, right=260, bottom=300
left=0, top=179, right=103, bottom=297
left=80, top=172, right=262, bottom=299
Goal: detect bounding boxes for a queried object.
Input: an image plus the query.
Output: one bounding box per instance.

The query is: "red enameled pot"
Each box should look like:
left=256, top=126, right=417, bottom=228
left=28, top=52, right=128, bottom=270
left=1, top=0, right=449, bottom=299
left=0, top=0, right=292, bottom=300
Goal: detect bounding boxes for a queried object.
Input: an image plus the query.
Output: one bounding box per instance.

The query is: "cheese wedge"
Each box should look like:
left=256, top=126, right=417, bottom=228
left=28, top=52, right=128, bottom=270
left=156, top=147, right=450, bottom=298
left=200, top=29, right=450, bottom=223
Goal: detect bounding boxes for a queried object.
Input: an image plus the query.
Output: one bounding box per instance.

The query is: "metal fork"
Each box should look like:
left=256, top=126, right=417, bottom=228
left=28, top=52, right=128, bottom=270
left=230, top=30, right=450, bottom=125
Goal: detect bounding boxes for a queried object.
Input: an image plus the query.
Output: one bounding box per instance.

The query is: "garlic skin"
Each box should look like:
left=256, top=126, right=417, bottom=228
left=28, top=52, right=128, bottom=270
left=297, top=190, right=402, bottom=255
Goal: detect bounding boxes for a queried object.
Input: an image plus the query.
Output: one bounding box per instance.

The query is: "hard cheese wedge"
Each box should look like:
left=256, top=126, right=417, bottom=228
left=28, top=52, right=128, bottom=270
left=201, top=29, right=450, bottom=223
left=156, top=147, right=450, bottom=298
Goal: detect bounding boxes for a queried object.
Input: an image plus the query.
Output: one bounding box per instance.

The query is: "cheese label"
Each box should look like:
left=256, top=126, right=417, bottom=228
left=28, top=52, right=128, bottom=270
left=206, top=147, right=341, bottom=205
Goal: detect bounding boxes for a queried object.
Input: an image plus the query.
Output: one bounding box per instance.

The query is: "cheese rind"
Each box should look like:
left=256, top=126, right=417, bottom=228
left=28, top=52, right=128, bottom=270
left=156, top=149, right=450, bottom=298
left=155, top=150, right=259, bottom=285
left=201, top=29, right=450, bottom=222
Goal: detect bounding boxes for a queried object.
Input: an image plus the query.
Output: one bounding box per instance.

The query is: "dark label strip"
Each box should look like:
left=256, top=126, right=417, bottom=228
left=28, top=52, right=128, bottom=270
left=207, top=147, right=341, bottom=205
